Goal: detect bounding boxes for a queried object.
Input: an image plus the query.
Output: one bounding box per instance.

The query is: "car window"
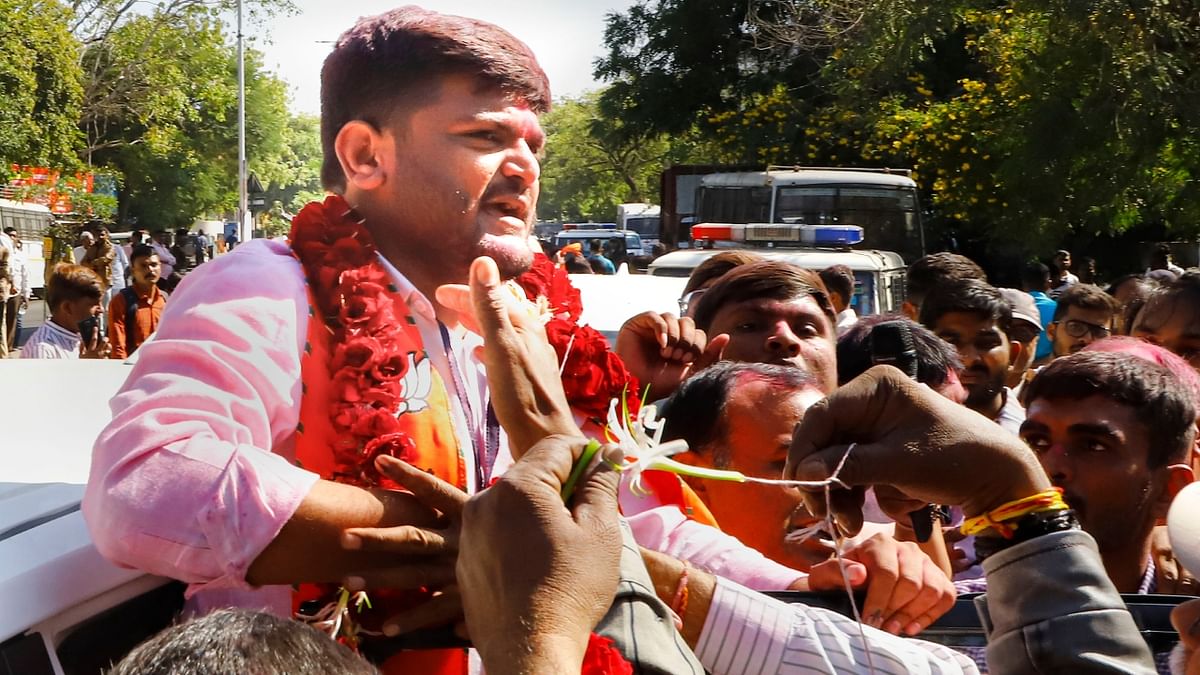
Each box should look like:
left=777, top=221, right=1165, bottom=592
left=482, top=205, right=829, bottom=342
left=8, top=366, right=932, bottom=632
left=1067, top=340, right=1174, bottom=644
left=55, top=581, right=185, bottom=673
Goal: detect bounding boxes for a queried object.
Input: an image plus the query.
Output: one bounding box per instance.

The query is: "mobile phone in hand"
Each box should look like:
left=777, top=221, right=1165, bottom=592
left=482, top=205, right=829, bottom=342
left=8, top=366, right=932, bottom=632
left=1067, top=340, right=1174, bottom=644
left=79, top=315, right=100, bottom=345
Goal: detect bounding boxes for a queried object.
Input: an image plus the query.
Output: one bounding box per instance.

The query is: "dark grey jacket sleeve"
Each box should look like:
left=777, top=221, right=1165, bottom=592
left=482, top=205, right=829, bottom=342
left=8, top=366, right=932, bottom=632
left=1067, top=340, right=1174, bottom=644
left=975, top=530, right=1155, bottom=674
left=593, top=518, right=705, bottom=674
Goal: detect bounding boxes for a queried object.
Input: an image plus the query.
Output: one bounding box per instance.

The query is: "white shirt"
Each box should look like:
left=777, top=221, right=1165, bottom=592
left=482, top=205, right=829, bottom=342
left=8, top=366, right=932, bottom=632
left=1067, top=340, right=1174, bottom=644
left=835, top=307, right=858, bottom=336
left=110, top=244, right=129, bottom=292
left=696, top=576, right=979, bottom=674
left=995, top=386, right=1025, bottom=436
left=11, top=244, right=30, bottom=299
left=151, top=242, right=176, bottom=278
left=20, top=319, right=80, bottom=359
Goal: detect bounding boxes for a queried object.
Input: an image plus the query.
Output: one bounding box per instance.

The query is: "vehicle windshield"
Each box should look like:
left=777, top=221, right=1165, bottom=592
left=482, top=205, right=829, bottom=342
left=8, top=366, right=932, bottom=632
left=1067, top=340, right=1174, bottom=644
left=624, top=216, right=660, bottom=238
left=774, top=184, right=922, bottom=260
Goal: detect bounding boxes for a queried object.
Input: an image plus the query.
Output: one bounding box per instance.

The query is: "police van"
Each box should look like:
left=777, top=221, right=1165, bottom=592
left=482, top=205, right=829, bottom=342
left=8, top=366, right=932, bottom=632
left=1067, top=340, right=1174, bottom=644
left=553, top=223, right=644, bottom=269
left=648, top=223, right=907, bottom=317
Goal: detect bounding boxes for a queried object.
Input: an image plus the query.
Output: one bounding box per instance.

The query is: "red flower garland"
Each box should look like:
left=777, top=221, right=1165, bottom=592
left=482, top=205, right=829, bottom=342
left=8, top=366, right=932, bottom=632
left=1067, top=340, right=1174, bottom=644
left=516, top=254, right=641, bottom=422
left=289, top=195, right=416, bottom=489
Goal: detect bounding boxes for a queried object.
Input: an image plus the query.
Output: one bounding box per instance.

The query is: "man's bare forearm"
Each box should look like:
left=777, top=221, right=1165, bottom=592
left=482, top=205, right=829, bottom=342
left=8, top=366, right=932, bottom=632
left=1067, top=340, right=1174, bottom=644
left=246, top=479, right=445, bottom=585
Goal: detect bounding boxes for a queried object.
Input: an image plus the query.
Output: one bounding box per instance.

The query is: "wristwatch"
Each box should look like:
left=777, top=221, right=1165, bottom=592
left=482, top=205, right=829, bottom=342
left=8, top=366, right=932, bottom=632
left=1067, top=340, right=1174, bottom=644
left=974, top=508, right=1080, bottom=562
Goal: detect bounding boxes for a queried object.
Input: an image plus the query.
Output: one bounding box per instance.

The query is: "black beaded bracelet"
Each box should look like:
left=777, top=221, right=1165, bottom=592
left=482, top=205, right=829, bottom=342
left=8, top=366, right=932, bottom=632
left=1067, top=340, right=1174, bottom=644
left=974, top=508, right=1080, bottom=563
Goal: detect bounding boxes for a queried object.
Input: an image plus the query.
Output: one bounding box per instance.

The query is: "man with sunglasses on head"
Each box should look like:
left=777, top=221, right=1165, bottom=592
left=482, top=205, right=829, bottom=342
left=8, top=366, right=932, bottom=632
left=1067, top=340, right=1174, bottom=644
left=1047, top=284, right=1118, bottom=360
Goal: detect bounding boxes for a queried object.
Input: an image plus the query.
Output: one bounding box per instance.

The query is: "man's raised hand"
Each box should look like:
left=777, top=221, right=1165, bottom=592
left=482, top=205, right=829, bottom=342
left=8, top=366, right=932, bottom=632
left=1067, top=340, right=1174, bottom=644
left=615, top=311, right=727, bottom=400
left=785, top=365, right=1050, bottom=534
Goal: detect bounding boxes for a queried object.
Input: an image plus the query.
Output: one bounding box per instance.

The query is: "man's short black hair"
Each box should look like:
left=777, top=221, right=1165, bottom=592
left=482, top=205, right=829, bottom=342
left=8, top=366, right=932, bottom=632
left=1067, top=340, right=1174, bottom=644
left=109, top=609, right=378, bottom=675
left=691, top=261, right=836, bottom=333
left=1026, top=351, right=1196, bottom=468
left=130, top=244, right=158, bottom=266
left=661, top=361, right=814, bottom=467
left=905, top=253, right=987, bottom=306
left=1052, top=283, right=1118, bottom=322
left=1130, top=271, right=1200, bottom=335
left=837, top=314, right=961, bottom=389
left=1021, top=261, right=1050, bottom=290
left=683, top=250, right=764, bottom=295
left=818, top=264, right=855, bottom=305
left=3, top=226, right=15, bottom=236
left=919, top=278, right=1013, bottom=335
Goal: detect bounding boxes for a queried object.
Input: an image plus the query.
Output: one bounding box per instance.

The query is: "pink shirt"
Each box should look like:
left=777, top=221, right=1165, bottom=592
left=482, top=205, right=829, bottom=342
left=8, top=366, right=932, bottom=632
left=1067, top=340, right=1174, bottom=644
left=83, top=239, right=488, bottom=612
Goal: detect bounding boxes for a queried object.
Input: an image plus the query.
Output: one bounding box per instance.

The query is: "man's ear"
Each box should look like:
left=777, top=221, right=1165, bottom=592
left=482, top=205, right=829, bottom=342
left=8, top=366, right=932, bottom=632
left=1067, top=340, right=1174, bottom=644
left=333, top=120, right=388, bottom=193
left=1156, top=463, right=1196, bottom=518
left=1007, top=337, right=1023, bottom=367
left=901, top=301, right=919, bottom=322
left=1046, top=321, right=1058, bottom=344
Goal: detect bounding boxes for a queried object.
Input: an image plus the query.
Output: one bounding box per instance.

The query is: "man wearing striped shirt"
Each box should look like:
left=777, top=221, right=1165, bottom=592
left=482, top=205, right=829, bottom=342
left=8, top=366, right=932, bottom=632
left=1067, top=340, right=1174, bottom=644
left=21, top=264, right=110, bottom=359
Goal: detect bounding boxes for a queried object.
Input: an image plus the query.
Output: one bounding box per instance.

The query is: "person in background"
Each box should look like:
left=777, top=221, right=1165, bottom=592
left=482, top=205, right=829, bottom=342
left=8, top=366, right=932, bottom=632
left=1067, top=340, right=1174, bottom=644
left=999, top=288, right=1043, bottom=397
left=0, top=228, right=12, bottom=358
left=1020, top=261, right=1057, bottom=363
left=3, top=227, right=30, bottom=352
left=98, top=226, right=129, bottom=313
left=1130, top=272, right=1200, bottom=371
left=1107, top=273, right=1151, bottom=335
left=901, top=252, right=987, bottom=322
left=21, top=264, right=109, bottom=359
left=194, top=230, right=212, bottom=263
left=1078, top=256, right=1099, bottom=285
left=73, top=230, right=94, bottom=264
left=920, top=278, right=1025, bottom=433
left=692, top=260, right=839, bottom=394
left=171, top=227, right=201, bottom=277
left=149, top=229, right=178, bottom=291
left=586, top=238, right=615, bottom=274
left=1049, top=249, right=1078, bottom=298
left=108, top=245, right=166, bottom=360
left=819, top=264, right=858, bottom=336
left=563, top=251, right=592, bottom=274
left=1022, top=349, right=1196, bottom=595
left=1046, top=283, right=1118, bottom=359
left=1150, top=242, right=1186, bottom=277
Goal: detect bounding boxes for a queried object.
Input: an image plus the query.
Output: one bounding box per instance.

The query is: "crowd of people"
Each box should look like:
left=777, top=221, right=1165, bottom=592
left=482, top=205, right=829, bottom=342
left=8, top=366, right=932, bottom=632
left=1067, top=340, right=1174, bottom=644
left=25, top=5, right=1197, bottom=675
left=4, top=224, right=228, bottom=359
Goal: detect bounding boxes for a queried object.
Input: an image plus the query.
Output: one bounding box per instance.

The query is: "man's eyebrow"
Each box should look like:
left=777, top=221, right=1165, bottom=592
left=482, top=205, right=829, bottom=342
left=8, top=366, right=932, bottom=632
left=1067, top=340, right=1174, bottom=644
left=1066, top=422, right=1124, bottom=442
left=1018, top=419, right=1049, bottom=435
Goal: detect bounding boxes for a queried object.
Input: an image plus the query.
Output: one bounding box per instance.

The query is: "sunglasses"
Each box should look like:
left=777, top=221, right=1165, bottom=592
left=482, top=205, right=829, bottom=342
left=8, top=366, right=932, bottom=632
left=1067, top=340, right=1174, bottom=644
left=678, top=289, right=707, bottom=318
left=1061, top=319, right=1111, bottom=339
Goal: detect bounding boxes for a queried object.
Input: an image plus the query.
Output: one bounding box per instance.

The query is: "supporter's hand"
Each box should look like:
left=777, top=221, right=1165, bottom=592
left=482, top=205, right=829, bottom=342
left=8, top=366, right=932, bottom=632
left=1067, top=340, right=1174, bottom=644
left=1153, top=525, right=1200, bottom=595
left=942, top=527, right=975, bottom=575
left=614, top=312, right=727, bottom=399
left=785, top=365, right=1050, bottom=534
left=805, top=533, right=956, bottom=637
left=458, top=435, right=623, bottom=674
left=436, top=257, right=580, bottom=458
left=80, top=332, right=110, bottom=359
left=340, top=455, right=466, bottom=636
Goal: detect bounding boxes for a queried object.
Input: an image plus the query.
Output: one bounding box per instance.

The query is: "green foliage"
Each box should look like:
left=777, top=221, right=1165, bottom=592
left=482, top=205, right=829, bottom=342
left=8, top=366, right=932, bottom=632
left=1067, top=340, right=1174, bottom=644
left=538, top=92, right=703, bottom=222
left=0, top=0, right=84, bottom=169
left=82, top=8, right=296, bottom=227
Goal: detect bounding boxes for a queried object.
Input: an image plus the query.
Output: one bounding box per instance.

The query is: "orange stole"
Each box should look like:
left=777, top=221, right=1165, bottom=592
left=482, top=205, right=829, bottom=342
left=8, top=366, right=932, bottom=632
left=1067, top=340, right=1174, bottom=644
left=294, top=285, right=468, bottom=675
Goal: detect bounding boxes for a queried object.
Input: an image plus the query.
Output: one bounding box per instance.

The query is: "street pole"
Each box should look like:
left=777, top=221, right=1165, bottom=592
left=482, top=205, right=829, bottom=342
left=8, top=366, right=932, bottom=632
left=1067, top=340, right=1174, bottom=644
left=237, top=0, right=248, bottom=243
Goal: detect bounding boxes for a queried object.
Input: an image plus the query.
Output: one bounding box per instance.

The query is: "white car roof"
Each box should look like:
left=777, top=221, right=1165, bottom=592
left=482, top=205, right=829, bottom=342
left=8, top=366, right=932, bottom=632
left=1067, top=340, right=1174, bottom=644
left=0, top=359, right=143, bottom=642
left=649, top=247, right=906, bottom=277
left=571, top=272, right=688, bottom=341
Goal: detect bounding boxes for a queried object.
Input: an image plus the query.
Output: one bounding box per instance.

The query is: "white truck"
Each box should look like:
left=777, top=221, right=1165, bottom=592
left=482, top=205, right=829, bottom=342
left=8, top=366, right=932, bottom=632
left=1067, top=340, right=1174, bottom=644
left=616, top=203, right=661, bottom=256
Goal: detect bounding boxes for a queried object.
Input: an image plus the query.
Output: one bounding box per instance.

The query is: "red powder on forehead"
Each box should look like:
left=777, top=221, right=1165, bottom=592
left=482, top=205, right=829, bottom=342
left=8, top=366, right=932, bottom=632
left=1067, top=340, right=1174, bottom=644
left=1085, top=336, right=1200, bottom=406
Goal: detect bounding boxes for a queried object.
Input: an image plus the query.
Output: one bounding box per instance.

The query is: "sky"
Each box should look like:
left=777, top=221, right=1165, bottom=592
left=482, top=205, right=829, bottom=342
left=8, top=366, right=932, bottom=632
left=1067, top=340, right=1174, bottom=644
left=252, top=0, right=640, bottom=115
